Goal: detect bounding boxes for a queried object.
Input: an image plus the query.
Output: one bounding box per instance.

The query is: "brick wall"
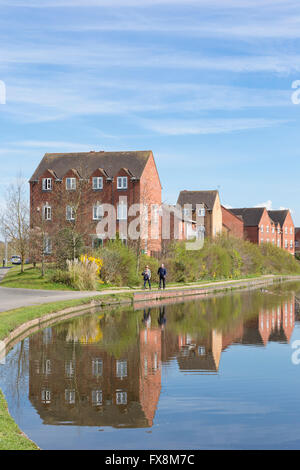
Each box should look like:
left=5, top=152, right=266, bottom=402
left=221, top=206, right=244, bottom=239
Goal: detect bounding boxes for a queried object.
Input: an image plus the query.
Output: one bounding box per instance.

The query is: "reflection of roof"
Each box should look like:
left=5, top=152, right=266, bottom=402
left=30, top=399, right=150, bottom=428
left=30, top=150, right=152, bottom=181
left=229, top=208, right=265, bottom=227
left=268, top=326, right=288, bottom=343
left=240, top=327, right=264, bottom=346
left=177, top=354, right=218, bottom=372
left=177, top=190, right=218, bottom=210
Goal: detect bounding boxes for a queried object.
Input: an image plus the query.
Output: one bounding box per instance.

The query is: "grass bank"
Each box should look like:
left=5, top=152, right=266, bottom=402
left=0, top=292, right=134, bottom=450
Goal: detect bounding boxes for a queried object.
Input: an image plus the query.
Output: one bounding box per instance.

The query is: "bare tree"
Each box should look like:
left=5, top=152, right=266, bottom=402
left=0, top=176, right=29, bottom=273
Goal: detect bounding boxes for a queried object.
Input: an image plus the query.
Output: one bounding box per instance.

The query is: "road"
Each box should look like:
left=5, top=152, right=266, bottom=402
left=0, top=268, right=101, bottom=312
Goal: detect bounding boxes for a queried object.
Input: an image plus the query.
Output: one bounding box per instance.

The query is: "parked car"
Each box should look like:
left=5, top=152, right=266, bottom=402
left=11, top=255, right=22, bottom=265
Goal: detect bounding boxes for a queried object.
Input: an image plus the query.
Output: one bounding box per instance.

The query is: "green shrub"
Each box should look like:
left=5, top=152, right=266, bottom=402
left=96, top=239, right=140, bottom=287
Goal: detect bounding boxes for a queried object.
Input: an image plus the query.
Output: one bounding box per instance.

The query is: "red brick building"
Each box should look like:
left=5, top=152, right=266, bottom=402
left=295, top=228, right=300, bottom=256
left=229, top=207, right=273, bottom=246
left=268, top=210, right=295, bottom=255
left=221, top=205, right=244, bottom=239
left=30, top=150, right=162, bottom=256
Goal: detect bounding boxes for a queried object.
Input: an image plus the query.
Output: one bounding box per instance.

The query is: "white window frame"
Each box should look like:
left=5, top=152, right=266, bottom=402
left=65, top=389, right=76, bottom=405
left=92, top=390, right=103, bottom=406
left=116, top=390, right=127, bottom=405
left=41, top=389, right=51, bottom=404
left=117, top=176, right=128, bottom=190
left=44, top=236, right=52, bottom=254
left=197, top=208, right=206, bottom=217
left=92, top=358, right=103, bottom=377
left=93, top=203, right=103, bottom=220
left=92, top=177, right=103, bottom=190
left=42, top=178, right=52, bottom=191
left=260, top=225, right=264, bottom=233
left=117, top=202, right=127, bottom=220
left=43, top=205, right=52, bottom=221
left=116, top=360, right=127, bottom=378
left=66, top=205, right=75, bottom=221
left=66, top=177, right=76, bottom=190
left=266, top=225, right=269, bottom=233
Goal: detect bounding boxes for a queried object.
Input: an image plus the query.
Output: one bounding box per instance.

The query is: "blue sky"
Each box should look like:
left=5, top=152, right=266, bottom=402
left=0, top=0, right=300, bottom=223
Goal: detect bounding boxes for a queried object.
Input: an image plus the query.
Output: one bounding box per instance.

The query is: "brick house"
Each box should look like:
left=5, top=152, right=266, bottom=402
left=29, top=150, right=162, bottom=256
left=268, top=210, right=295, bottom=255
left=295, top=228, right=300, bottom=256
left=221, top=206, right=244, bottom=239
left=176, top=190, right=223, bottom=239
left=229, top=207, right=276, bottom=246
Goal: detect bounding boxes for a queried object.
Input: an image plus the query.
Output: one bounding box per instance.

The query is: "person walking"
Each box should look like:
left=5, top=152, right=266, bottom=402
left=142, top=265, right=151, bottom=289
left=158, top=263, right=167, bottom=289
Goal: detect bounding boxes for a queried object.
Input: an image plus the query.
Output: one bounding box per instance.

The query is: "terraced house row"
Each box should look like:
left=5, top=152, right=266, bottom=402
left=30, top=149, right=297, bottom=256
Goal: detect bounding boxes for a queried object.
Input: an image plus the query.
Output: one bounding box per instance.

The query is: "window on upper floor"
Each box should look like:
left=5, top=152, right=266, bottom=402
left=197, top=208, right=206, bottom=217
left=285, top=239, right=288, bottom=248
left=43, top=205, right=52, bottom=221
left=66, top=205, right=75, bottom=221
left=261, top=225, right=264, bottom=233
left=266, top=226, right=269, bottom=233
left=183, top=208, right=190, bottom=217
left=272, top=227, right=275, bottom=233
left=117, top=176, right=128, bottom=190
left=278, top=227, right=281, bottom=234
left=42, top=178, right=52, bottom=191
left=290, top=227, right=293, bottom=235
left=93, top=203, right=103, bottom=220
left=92, top=177, right=103, bottom=190
left=66, top=177, right=76, bottom=190
left=285, top=227, right=288, bottom=234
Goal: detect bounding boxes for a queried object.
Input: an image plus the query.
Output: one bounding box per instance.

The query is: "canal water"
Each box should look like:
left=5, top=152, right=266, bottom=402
left=1, top=282, right=300, bottom=450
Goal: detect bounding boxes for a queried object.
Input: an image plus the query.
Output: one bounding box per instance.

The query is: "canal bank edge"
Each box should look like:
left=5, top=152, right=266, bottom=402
left=1, top=273, right=300, bottom=450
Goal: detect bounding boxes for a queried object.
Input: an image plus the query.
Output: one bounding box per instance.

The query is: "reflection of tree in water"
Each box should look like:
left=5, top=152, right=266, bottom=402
left=4, top=338, right=29, bottom=413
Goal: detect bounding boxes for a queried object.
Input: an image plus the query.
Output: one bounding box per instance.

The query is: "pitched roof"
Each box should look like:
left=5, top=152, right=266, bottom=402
left=229, top=208, right=265, bottom=227
left=30, top=150, right=153, bottom=181
left=177, top=190, right=218, bottom=210
left=268, top=210, right=289, bottom=227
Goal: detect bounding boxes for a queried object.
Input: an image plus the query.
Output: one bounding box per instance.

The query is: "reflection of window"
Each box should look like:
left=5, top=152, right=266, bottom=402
left=144, top=357, right=148, bottom=377
left=154, top=352, right=158, bottom=371
left=41, top=389, right=51, bottom=404
left=198, top=346, right=206, bottom=356
left=92, top=358, right=103, bottom=377
left=116, top=390, right=127, bottom=405
left=43, top=327, right=52, bottom=345
left=43, top=359, right=51, bottom=375
left=65, top=360, right=75, bottom=378
left=92, top=390, right=102, bottom=406
left=116, top=360, right=127, bottom=378
left=65, top=389, right=75, bottom=404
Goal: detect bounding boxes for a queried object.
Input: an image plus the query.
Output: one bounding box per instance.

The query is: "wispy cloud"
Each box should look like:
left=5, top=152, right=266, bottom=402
left=140, top=118, right=289, bottom=135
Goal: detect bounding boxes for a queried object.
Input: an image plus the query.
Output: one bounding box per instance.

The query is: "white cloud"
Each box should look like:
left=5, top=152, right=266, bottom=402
left=140, top=118, right=289, bottom=136
left=255, top=200, right=273, bottom=210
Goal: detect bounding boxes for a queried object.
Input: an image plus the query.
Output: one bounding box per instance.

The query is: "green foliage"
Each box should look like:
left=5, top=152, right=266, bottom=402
left=50, top=269, right=72, bottom=287
left=96, top=239, right=140, bottom=287
left=53, top=228, right=84, bottom=269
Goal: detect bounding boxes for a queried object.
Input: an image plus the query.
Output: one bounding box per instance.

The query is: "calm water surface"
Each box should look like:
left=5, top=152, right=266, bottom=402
left=1, top=283, right=300, bottom=450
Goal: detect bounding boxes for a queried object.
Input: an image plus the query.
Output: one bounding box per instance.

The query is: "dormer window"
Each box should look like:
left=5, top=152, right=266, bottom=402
left=92, top=177, right=103, bottom=190
left=117, top=177, right=128, bottom=190
left=197, top=208, right=205, bottom=217
left=42, top=178, right=52, bottom=191
left=66, top=178, right=76, bottom=190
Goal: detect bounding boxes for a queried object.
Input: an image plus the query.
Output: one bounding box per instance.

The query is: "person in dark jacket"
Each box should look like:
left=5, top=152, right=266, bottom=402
left=142, top=265, right=151, bottom=289
left=158, top=264, right=167, bottom=289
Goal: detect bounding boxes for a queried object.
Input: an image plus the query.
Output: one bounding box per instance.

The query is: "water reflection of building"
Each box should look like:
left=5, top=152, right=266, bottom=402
left=28, top=295, right=296, bottom=427
left=29, top=322, right=161, bottom=428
